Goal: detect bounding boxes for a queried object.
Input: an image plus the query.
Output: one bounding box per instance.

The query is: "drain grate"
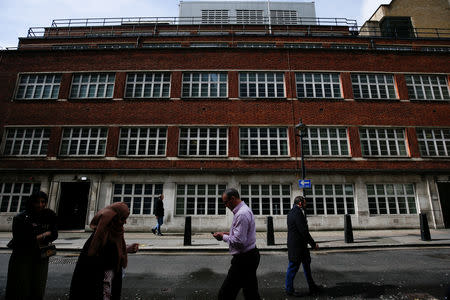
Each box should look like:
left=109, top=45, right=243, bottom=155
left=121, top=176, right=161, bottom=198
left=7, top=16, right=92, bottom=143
left=49, top=256, right=78, bottom=265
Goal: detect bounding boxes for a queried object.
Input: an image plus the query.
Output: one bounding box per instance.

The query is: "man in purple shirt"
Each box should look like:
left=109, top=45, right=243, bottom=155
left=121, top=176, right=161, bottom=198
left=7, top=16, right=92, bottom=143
left=213, top=188, right=261, bottom=300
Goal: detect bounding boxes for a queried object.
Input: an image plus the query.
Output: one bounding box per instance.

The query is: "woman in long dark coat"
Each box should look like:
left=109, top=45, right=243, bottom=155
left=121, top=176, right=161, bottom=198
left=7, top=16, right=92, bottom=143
left=5, top=191, right=58, bottom=300
left=69, top=202, right=138, bottom=300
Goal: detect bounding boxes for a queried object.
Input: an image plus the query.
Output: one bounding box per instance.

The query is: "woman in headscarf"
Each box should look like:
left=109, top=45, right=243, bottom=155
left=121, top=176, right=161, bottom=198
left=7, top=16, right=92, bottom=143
left=5, top=191, right=58, bottom=300
left=69, top=202, right=138, bottom=300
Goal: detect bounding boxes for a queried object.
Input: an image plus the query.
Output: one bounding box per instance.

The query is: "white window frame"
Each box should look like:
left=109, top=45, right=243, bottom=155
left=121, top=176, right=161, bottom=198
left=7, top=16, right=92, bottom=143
left=240, top=184, right=291, bottom=215
left=236, top=10, right=264, bottom=24
left=367, top=183, right=417, bottom=215
left=240, top=127, right=289, bottom=157
left=182, top=72, right=228, bottom=98
left=302, top=127, right=349, bottom=156
left=416, top=128, right=450, bottom=157
left=360, top=128, right=408, bottom=157
left=237, top=43, right=276, bottom=48
left=175, top=184, right=227, bottom=215
left=70, top=73, right=115, bottom=99
left=118, top=127, right=167, bottom=157
left=351, top=73, right=397, bottom=100
left=270, top=10, right=298, bottom=25
left=142, top=43, right=182, bottom=48
left=2, top=128, right=51, bottom=156
left=201, top=10, right=229, bottom=24
left=112, top=183, right=163, bottom=215
left=60, top=127, right=108, bottom=156
left=15, top=74, right=61, bottom=100
left=296, top=73, right=342, bottom=99
left=239, top=72, right=285, bottom=98
left=284, top=43, right=322, bottom=49
left=0, top=182, right=41, bottom=213
left=405, top=74, right=450, bottom=101
left=125, top=73, right=171, bottom=99
left=179, top=127, right=228, bottom=157
left=304, top=184, right=355, bottom=215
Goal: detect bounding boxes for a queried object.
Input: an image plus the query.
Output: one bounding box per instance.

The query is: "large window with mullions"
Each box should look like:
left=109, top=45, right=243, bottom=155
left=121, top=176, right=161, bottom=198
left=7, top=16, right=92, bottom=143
left=240, top=184, right=291, bottom=215
left=60, top=127, right=108, bottom=156
left=0, top=182, right=41, bottom=213
left=112, top=183, right=163, bottom=215
left=240, top=127, right=289, bottom=157
left=179, top=128, right=227, bottom=157
left=125, top=73, right=170, bottom=98
left=367, top=184, right=417, bottom=215
left=351, top=73, right=397, bottom=100
left=70, top=73, right=115, bottom=99
left=175, top=184, right=227, bottom=215
left=15, top=74, right=61, bottom=100
left=302, top=127, right=349, bottom=156
left=182, top=72, right=227, bottom=98
left=296, top=73, right=341, bottom=99
left=304, top=184, right=355, bottom=215
left=239, top=72, right=285, bottom=98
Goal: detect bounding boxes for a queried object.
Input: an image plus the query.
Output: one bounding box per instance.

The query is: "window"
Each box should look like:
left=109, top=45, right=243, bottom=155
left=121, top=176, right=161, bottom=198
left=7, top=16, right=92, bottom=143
left=236, top=10, right=264, bottom=24
left=351, top=74, right=397, bottom=100
left=125, top=73, right=170, bottom=98
left=190, top=43, right=228, bottom=48
left=60, top=128, right=108, bottom=156
left=15, top=74, right=61, bottom=100
left=330, top=44, right=368, bottom=50
left=118, top=128, right=167, bottom=156
left=421, top=46, right=450, bottom=52
left=296, top=73, right=341, bottom=99
left=0, top=182, right=41, bottom=212
left=176, top=184, right=227, bottom=215
left=98, top=44, right=136, bottom=49
left=416, top=128, right=450, bottom=157
left=304, top=184, right=355, bottom=215
left=270, top=10, right=298, bottom=25
left=237, top=43, right=276, bottom=48
left=2, top=128, right=51, bottom=156
left=70, top=73, right=115, bottom=99
left=142, top=43, right=182, bottom=48
left=367, top=184, right=417, bottom=214
left=52, top=45, right=88, bottom=50
left=302, top=127, right=349, bottom=156
left=241, top=184, right=291, bottom=215
left=374, top=45, right=412, bottom=51
left=201, top=10, right=229, bottom=24
left=240, top=127, right=288, bottom=157
left=112, top=183, right=163, bottom=215
left=182, top=73, right=227, bottom=98
left=405, top=75, right=450, bottom=101
left=284, top=43, right=322, bottom=49
left=179, top=128, right=227, bottom=156
left=360, top=128, right=408, bottom=157
left=239, top=72, right=285, bottom=98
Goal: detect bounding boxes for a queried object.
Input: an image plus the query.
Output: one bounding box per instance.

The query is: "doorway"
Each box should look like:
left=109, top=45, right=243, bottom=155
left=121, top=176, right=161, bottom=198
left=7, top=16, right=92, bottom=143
left=58, top=182, right=90, bottom=230
left=437, top=182, right=450, bottom=228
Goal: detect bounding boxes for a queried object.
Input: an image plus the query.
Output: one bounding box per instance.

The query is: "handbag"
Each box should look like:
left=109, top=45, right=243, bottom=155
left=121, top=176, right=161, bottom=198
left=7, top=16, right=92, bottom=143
left=40, top=243, right=57, bottom=259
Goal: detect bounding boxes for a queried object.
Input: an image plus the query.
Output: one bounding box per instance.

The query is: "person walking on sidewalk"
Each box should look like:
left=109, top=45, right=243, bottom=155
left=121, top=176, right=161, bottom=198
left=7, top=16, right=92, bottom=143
left=285, top=195, right=321, bottom=297
left=213, top=188, right=261, bottom=300
left=152, top=194, right=164, bottom=236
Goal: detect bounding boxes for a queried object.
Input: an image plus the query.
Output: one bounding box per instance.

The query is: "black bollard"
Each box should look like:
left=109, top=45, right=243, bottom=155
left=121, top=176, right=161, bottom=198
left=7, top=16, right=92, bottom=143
left=344, top=214, right=354, bottom=243
left=184, top=216, right=192, bottom=246
left=267, top=216, right=275, bottom=246
left=420, top=213, right=431, bottom=241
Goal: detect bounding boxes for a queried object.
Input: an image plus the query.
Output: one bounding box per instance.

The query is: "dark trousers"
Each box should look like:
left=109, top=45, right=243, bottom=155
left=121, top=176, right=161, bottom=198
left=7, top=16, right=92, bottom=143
left=218, top=247, right=261, bottom=300
left=153, top=216, right=163, bottom=234
left=285, top=260, right=315, bottom=293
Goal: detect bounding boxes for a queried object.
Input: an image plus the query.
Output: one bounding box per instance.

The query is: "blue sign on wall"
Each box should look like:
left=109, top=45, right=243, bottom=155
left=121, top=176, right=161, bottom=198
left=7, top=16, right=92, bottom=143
left=298, top=179, right=311, bottom=189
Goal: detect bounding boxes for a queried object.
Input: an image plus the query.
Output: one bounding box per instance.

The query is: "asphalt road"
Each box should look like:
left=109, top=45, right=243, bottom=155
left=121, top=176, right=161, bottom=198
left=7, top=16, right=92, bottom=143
left=0, top=248, right=449, bottom=299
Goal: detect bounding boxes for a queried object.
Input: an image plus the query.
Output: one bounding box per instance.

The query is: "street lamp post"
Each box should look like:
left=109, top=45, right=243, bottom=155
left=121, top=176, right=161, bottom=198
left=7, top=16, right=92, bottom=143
left=295, top=118, right=307, bottom=180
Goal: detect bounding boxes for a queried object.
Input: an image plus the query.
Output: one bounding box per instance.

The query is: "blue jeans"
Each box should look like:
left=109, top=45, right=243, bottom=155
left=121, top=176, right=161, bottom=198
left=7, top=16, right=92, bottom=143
left=153, top=216, right=163, bottom=234
left=285, top=260, right=315, bottom=293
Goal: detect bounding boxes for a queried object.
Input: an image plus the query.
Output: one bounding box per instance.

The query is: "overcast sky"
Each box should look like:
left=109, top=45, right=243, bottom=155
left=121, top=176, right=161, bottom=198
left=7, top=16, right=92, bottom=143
left=0, top=0, right=390, bottom=48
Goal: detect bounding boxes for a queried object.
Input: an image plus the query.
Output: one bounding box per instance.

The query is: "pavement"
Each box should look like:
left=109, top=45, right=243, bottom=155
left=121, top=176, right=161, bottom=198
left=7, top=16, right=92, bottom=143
left=1, top=229, right=450, bottom=252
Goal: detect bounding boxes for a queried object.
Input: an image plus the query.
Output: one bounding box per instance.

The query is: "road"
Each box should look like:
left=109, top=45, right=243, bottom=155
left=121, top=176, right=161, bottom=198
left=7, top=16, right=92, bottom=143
left=0, top=248, right=449, bottom=299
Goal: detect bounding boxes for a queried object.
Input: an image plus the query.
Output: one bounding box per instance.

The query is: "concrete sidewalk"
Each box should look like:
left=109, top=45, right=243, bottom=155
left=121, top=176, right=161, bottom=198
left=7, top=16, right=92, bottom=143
left=1, top=229, right=450, bottom=252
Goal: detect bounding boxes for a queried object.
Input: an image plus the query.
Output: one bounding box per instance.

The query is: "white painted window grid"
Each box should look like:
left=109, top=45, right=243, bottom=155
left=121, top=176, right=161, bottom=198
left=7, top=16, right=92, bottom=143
left=239, top=72, right=285, bottom=98
left=270, top=10, right=298, bottom=25
left=240, top=127, right=289, bottom=157
left=98, top=44, right=136, bottom=49
left=190, top=43, right=228, bottom=48
left=237, top=43, right=276, bottom=48
left=236, top=10, right=264, bottom=24
left=2, top=128, right=51, bottom=156
left=201, top=10, right=229, bottom=24
left=0, top=182, right=41, bottom=213
left=118, top=127, right=167, bottom=156
left=304, top=184, right=355, bottom=215
left=60, top=127, right=108, bottom=156
left=330, top=44, right=369, bottom=50
left=416, top=128, right=450, bottom=157
left=52, top=45, right=88, bottom=50
left=296, top=73, right=342, bottom=99
left=375, top=45, right=412, bottom=51
left=284, top=43, right=322, bottom=49
left=125, top=73, right=171, bottom=98
left=359, top=128, right=408, bottom=157
left=302, top=127, right=349, bottom=156
left=240, top=184, right=291, bottom=215
left=179, top=128, right=228, bottom=156
left=405, top=75, right=450, bottom=101
left=112, top=183, right=163, bottom=215
left=142, top=43, right=182, bottom=48
left=367, top=183, right=417, bottom=215
left=15, top=74, right=61, bottom=100
left=182, top=73, right=228, bottom=98
left=421, top=46, right=450, bottom=52
left=351, top=74, right=397, bottom=100
left=70, top=73, right=115, bottom=99
left=175, top=184, right=227, bottom=215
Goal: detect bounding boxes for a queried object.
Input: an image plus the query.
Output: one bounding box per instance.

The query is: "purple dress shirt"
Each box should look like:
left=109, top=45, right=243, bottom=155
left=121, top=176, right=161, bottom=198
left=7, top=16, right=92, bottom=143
left=222, top=201, right=256, bottom=255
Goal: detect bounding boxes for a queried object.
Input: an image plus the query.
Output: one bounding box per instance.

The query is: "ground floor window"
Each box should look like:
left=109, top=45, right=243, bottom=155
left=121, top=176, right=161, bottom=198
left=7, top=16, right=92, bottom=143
left=304, top=184, right=355, bottom=215
left=240, top=184, right=291, bottom=215
left=112, top=183, right=163, bottom=215
left=176, top=184, right=227, bottom=215
left=0, top=182, right=41, bottom=212
left=367, top=184, right=417, bottom=215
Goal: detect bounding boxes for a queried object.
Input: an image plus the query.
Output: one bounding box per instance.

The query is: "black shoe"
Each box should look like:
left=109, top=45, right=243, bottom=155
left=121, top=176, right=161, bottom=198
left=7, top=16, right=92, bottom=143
left=151, top=228, right=156, bottom=235
left=309, top=284, right=323, bottom=295
left=157, top=233, right=163, bottom=236
left=286, top=290, right=302, bottom=297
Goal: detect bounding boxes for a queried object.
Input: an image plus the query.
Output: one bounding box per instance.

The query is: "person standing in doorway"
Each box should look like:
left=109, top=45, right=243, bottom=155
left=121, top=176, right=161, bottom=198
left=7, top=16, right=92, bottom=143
left=285, top=195, right=321, bottom=297
left=213, top=188, right=261, bottom=300
left=152, top=194, right=164, bottom=236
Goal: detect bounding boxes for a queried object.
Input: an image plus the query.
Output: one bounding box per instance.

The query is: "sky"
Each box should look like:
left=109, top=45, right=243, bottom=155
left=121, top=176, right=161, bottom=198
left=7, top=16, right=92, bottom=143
left=0, top=0, right=390, bottom=48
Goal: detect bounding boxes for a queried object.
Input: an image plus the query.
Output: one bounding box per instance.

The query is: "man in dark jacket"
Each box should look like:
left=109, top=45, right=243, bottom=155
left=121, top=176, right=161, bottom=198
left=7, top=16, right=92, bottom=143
left=152, top=194, right=164, bottom=236
left=285, top=195, right=321, bottom=297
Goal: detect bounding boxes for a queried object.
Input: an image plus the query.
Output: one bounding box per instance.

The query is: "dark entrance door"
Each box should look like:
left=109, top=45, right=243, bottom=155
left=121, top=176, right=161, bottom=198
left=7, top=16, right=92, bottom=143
left=437, top=182, right=450, bottom=228
left=58, top=182, right=90, bottom=230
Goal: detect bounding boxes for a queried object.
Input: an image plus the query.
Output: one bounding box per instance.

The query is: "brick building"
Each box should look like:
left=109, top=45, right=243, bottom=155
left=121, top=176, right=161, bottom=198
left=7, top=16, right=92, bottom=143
left=0, top=8, right=449, bottom=231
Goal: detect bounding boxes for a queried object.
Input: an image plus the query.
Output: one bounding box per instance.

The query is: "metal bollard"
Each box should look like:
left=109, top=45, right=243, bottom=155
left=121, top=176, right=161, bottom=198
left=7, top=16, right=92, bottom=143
left=267, top=216, right=275, bottom=246
left=420, top=213, right=431, bottom=241
left=184, top=216, right=192, bottom=246
left=344, top=214, right=354, bottom=243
